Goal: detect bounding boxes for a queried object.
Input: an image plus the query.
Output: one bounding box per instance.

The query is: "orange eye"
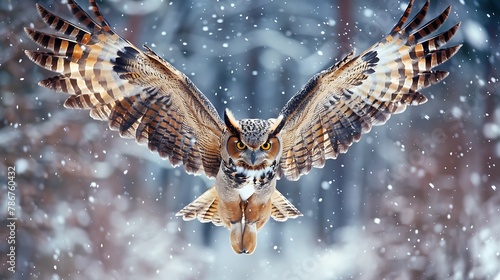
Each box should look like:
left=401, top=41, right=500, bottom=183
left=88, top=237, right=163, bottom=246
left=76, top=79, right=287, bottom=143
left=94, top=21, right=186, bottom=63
left=236, top=141, right=246, bottom=150
left=261, top=142, right=271, bottom=151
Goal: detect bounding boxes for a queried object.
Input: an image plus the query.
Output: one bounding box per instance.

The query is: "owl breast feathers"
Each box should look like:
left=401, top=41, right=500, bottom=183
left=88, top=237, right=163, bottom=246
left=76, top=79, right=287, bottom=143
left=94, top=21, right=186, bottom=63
left=25, top=0, right=461, bottom=254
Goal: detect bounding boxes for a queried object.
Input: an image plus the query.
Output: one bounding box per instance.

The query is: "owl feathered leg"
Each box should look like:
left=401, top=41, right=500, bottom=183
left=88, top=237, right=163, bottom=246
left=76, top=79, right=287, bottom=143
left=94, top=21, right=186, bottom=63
left=240, top=190, right=302, bottom=254
left=176, top=187, right=302, bottom=254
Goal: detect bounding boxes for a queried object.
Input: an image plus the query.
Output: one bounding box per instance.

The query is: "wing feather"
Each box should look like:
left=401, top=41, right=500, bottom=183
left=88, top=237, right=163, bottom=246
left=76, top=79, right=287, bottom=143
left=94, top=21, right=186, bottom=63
left=278, top=0, right=461, bottom=181
left=25, top=0, right=224, bottom=177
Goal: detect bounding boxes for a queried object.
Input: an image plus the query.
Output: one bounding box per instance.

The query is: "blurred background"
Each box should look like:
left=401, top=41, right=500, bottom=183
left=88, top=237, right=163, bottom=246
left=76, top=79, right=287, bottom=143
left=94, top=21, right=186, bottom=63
left=1, top=0, right=499, bottom=279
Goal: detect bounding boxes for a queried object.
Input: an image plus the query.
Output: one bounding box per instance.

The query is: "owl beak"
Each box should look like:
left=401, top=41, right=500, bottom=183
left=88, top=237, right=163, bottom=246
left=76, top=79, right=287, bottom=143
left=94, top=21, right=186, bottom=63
left=250, top=151, right=257, bottom=165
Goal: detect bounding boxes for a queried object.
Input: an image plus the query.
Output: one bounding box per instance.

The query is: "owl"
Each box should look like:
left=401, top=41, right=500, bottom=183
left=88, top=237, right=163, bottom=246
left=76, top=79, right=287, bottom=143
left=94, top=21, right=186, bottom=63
left=25, top=0, right=461, bottom=254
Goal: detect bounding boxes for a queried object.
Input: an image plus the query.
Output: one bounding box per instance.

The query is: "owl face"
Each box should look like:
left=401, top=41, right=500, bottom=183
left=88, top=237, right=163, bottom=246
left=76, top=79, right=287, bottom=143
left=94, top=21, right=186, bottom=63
left=223, top=109, right=285, bottom=169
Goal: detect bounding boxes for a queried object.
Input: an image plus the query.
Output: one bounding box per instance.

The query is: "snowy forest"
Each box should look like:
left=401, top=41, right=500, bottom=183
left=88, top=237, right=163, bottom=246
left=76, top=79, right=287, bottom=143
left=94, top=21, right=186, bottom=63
left=1, top=0, right=499, bottom=279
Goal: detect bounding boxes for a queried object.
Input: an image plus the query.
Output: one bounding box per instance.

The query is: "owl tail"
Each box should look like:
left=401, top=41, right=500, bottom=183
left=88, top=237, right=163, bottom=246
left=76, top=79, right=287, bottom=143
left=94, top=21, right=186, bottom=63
left=175, top=186, right=224, bottom=226
left=270, top=190, right=303, bottom=222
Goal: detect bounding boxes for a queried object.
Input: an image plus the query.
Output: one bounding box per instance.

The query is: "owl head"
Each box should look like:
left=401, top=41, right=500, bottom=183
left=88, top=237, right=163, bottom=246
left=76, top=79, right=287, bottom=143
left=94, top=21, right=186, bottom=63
left=222, top=109, right=285, bottom=169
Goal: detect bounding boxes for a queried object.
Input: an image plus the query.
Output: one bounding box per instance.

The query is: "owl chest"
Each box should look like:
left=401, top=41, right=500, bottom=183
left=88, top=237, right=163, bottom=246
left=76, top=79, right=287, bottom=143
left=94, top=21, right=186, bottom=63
left=221, top=162, right=277, bottom=200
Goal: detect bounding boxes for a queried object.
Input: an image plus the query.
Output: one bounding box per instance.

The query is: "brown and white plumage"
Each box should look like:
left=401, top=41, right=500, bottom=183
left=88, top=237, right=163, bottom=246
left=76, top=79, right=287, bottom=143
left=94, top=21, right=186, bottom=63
left=25, top=0, right=461, bottom=254
left=277, top=0, right=461, bottom=180
left=25, top=0, right=224, bottom=177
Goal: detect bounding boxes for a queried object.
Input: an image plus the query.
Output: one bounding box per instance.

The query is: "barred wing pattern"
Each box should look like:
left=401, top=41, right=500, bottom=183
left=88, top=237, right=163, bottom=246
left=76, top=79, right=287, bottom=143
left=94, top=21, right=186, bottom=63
left=24, top=0, right=224, bottom=177
left=278, top=0, right=461, bottom=180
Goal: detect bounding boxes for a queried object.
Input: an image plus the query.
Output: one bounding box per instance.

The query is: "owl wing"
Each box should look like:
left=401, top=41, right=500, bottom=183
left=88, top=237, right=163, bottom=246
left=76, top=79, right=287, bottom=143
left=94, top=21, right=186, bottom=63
left=277, top=0, right=461, bottom=181
left=24, top=0, right=224, bottom=177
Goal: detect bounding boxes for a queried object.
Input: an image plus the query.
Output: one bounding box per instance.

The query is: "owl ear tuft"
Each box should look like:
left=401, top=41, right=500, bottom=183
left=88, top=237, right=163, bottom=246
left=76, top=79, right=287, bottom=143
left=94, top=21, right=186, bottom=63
left=269, top=115, right=285, bottom=136
left=224, top=108, right=240, bottom=135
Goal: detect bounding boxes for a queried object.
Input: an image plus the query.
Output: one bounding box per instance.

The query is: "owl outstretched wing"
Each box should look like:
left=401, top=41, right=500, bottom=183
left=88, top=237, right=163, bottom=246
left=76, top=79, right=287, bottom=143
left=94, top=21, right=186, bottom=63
left=24, top=0, right=224, bottom=177
left=277, top=0, right=462, bottom=180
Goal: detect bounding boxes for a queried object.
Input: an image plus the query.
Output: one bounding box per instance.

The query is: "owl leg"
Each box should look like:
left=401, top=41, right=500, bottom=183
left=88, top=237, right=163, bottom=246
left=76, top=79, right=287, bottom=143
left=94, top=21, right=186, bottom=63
left=217, top=198, right=246, bottom=254
left=241, top=195, right=273, bottom=254
left=229, top=221, right=243, bottom=254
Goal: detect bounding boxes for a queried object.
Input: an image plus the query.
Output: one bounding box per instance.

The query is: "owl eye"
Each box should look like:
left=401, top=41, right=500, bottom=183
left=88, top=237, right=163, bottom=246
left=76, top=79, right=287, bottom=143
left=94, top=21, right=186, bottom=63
left=260, top=142, right=271, bottom=151
left=236, top=141, right=247, bottom=150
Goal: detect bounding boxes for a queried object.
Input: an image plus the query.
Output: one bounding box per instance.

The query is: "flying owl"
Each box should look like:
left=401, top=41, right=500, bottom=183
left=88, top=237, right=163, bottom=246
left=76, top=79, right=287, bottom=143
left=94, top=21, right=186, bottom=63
left=25, top=0, right=461, bottom=254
